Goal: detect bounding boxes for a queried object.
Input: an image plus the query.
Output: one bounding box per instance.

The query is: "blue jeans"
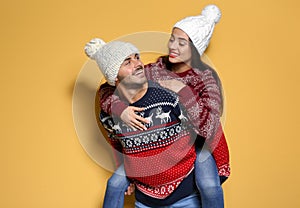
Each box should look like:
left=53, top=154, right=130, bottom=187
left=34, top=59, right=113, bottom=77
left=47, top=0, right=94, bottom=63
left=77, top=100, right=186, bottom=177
left=135, top=193, right=202, bottom=208
left=195, top=145, right=224, bottom=208
left=103, top=164, right=130, bottom=208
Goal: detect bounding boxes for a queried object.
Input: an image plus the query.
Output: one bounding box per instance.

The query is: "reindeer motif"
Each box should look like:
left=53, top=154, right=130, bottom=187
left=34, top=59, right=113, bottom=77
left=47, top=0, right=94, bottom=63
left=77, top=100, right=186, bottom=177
left=155, top=106, right=171, bottom=124
left=99, top=116, right=114, bottom=132
left=122, top=123, right=134, bottom=132
left=144, top=113, right=154, bottom=128
left=112, top=122, right=122, bottom=133
left=179, top=110, right=188, bottom=122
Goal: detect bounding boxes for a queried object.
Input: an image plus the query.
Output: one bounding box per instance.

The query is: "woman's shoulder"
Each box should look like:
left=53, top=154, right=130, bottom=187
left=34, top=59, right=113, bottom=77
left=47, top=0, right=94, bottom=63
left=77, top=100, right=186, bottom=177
left=192, top=64, right=217, bottom=79
left=191, top=67, right=211, bottom=77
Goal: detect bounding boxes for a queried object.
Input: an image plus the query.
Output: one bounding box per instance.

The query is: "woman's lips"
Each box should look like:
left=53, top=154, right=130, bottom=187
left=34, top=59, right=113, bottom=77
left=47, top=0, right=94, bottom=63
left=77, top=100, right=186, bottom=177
left=169, top=52, right=179, bottom=58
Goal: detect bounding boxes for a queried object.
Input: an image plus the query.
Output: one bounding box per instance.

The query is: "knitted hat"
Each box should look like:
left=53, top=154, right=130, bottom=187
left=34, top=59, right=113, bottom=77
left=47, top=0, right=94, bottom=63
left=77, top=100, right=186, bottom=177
left=173, top=4, right=221, bottom=56
left=84, top=38, right=139, bottom=86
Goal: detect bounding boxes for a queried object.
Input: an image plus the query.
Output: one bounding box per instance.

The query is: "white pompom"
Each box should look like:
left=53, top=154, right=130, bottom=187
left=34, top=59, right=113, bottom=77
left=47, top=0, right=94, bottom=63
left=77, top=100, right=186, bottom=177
left=201, top=4, right=222, bottom=24
left=84, top=38, right=106, bottom=59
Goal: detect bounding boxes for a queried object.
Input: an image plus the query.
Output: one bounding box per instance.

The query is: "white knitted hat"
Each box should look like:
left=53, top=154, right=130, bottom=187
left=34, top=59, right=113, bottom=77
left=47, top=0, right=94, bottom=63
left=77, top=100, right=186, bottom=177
left=173, top=4, right=221, bottom=56
left=84, top=38, right=139, bottom=86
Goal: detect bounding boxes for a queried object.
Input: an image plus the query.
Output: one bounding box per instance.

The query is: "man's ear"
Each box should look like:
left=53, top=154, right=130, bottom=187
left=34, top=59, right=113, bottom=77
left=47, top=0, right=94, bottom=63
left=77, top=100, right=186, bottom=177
left=115, top=77, right=119, bottom=85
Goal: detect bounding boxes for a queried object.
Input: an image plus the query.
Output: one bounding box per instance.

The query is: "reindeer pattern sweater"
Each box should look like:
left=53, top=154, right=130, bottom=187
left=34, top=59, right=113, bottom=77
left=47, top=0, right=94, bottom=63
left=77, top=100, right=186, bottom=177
left=99, top=58, right=230, bottom=178
left=100, top=81, right=197, bottom=199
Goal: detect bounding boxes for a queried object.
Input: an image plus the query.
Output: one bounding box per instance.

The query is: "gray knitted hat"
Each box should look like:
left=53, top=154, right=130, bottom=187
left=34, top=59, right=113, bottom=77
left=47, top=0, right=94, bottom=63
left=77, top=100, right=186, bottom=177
left=173, top=4, right=221, bottom=56
left=84, top=38, right=139, bottom=86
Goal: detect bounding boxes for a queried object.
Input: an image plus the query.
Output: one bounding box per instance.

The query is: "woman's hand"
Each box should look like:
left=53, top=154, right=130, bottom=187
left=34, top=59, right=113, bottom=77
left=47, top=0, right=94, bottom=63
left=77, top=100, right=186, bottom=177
left=124, top=183, right=135, bottom=195
left=120, top=106, right=149, bottom=130
left=158, top=79, right=186, bottom=93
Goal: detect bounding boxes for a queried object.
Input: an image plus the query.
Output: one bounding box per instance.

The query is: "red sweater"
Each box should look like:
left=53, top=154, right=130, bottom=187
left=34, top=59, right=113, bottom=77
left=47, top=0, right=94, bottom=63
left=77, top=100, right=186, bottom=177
left=100, top=81, right=196, bottom=199
left=99, top=58, right=230, bottom=177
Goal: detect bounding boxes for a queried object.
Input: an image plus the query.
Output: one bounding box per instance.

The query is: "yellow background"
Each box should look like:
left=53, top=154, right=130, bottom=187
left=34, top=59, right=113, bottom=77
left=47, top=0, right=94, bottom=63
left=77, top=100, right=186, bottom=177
left=1, top=0, right=300, bottom=207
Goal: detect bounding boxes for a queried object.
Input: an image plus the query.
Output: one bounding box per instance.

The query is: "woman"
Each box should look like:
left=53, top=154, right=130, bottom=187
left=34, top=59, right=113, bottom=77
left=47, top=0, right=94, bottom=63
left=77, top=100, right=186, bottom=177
left=99, top=4, right=230, bottom=208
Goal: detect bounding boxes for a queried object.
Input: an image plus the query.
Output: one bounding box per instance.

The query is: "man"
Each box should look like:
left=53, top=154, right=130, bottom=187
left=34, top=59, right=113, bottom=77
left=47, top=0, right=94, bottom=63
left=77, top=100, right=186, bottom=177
left=85, top=38, right=202, bottom=207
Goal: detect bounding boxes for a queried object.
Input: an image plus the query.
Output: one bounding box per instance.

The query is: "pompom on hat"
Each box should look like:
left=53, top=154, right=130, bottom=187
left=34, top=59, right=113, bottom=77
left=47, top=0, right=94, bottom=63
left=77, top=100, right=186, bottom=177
left=84, top=38, right=139, bottom=86
left=173, top=4, right=222, bottom=56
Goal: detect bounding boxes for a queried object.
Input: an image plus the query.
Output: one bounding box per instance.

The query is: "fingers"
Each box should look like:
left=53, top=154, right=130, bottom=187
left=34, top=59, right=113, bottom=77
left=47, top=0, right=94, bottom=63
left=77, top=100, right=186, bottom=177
left=121, top=106, right=149, bottom=131
left=131, top=106, right=144, bottom=112
left=131, top=107, right=149, bottom=124
left=129, top=115, right=147, bottom=131
left=124, top=183, right=135, bottom=195
left=134, top=115, right=149, bottom=130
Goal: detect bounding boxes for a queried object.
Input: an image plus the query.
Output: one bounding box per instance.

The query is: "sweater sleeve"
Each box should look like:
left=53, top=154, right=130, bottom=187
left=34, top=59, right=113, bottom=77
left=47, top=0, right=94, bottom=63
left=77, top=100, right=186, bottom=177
left=177, top=70, right=222, bottom=140
left=98, top=82, right=128, bottom=117
left=99, top=111, right=124, bottom=167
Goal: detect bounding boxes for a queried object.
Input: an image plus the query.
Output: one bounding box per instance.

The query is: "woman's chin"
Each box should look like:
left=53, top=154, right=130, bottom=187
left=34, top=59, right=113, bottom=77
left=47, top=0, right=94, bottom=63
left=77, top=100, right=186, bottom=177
left=169, top=56, right=180, bottom=63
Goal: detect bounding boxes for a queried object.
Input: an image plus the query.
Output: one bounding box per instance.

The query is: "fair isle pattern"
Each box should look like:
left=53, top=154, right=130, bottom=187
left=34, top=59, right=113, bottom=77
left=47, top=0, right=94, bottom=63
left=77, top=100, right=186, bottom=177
left=144, top=97, right=179, bottom=111
left=210, top=123, right=231, bottom=177
left=118, top=122, right=187, bottom=154
left=145, top=60, right=221, bottom=140
left=144, top=58, right=231, bottom=178
left=218, top=164, right=230, bottom=177
left=99, top=83, right=120, bottom=115
left=136, top=179, right=183, bottom=199
left=99, top=58, right=231, bottom=178
left=135, top=168, right=194, bottom=199
left=99, top=81, right=196, bottom=198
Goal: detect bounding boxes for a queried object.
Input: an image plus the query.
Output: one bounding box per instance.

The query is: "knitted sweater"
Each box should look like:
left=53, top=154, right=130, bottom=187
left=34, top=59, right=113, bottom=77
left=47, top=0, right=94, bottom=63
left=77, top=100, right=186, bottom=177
left=145, top=58, right=230, bottom=177
left=100, top=81, right=197, bottom=199
left=99, top=58, right=230, bottom=178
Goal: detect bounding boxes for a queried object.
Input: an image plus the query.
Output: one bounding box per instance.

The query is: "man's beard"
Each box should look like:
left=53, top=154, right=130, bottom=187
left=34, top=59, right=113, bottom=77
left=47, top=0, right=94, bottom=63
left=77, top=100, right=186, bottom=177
left=119, top=66, right=147, bottom=89
left=120, top=77, right=147, bottom=89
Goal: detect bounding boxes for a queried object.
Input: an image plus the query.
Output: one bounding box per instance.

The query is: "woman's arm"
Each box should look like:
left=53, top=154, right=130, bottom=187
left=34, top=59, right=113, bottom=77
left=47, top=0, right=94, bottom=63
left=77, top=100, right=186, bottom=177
left=98, top=82, right=148, bottom=130
left=159, top=70, right=222, bottom=140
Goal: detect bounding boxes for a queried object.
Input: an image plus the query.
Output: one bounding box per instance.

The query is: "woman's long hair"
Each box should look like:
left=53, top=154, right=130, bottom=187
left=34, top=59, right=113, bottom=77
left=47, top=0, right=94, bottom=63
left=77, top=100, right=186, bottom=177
left=160, top=41, right=224, bottom=115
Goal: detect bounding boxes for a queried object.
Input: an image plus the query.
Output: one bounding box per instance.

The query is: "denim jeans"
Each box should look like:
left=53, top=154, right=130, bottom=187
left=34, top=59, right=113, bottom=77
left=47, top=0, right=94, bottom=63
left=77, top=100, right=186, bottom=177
left=103, top=164, right=130, bottom=208
left=135, top=193, right=202, bottom=208
left=195, top=145, right=224, bottom=208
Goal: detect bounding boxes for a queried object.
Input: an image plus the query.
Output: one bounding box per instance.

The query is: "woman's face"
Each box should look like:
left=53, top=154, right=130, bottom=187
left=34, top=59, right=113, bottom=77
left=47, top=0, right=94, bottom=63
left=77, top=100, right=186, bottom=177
left=168, top=28, right=192, bottom=66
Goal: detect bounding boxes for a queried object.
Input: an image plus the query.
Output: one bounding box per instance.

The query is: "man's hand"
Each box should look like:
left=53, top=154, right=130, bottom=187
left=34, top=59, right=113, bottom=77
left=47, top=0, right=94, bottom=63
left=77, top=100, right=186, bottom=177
left=124, top=183, right=135, bottom=195
left=120, top=106, right=149, bottom=131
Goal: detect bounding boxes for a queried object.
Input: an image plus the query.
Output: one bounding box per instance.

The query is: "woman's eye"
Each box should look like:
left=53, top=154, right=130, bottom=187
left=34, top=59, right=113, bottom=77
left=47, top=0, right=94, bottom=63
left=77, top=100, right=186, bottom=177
left=169, top=37, right=174, bottom=42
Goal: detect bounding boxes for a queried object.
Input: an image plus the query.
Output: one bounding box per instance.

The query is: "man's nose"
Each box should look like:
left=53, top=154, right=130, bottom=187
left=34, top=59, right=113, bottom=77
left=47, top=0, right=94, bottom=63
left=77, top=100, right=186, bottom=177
left=132, top=59, right=141, bottom=67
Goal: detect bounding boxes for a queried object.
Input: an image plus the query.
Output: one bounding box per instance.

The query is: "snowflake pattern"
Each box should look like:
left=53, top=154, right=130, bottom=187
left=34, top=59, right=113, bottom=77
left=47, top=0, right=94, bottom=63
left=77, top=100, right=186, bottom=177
left=136, top=178, right=184, bottom=199
left=119, top=123, right=187, bottom=154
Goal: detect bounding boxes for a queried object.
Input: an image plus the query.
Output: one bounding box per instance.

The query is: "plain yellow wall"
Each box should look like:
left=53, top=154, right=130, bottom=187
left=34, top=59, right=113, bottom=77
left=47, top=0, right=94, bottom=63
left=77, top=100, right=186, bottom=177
left=1, top=0, right=300, bottom=207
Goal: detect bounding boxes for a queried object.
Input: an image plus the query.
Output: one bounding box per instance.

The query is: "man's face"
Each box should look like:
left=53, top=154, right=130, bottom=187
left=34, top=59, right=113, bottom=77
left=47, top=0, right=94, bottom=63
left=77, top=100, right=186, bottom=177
left=116, top=53, right=147, bottom=87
